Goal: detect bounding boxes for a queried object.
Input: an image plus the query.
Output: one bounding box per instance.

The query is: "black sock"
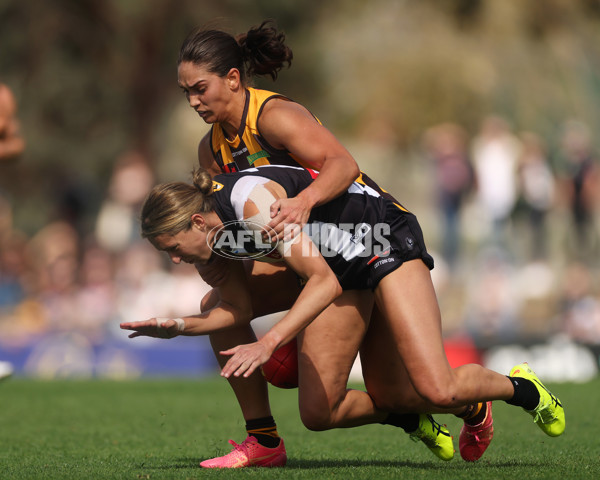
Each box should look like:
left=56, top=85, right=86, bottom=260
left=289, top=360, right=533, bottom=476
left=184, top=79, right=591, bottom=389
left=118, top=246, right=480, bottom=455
left=505, top=376, right=540, bottom=410
left=457, top=402, right=487, bottom=426
left=381, top=413, right=420, bottom=433
left=245, top=416, right=281, bottom=448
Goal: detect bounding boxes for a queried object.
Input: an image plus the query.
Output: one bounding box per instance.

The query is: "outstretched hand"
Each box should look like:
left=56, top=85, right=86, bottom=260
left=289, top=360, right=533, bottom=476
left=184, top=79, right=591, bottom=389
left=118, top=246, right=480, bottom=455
left=220, top=341, right=274, bottom=379
left=120, top=318, right=182, bottom=339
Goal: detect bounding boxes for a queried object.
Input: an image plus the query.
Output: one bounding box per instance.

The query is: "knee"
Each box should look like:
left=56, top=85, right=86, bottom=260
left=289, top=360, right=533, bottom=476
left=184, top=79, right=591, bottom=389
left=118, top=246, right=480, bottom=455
left=413, top=378, right=459, bottom=409
left=366, top=384, right=421, bottom=412
left=300, top=408, right=333, bottom=432
left=299, top=401, right=335, bottom=432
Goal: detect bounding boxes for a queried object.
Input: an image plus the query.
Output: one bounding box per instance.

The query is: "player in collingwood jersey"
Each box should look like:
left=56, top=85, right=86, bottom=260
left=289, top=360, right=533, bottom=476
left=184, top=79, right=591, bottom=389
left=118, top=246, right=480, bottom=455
left=174, top=20, right=498, bottom=467
left=174, top=20, right=466, bottom=466
left=121, top=165, right=565, bottom=468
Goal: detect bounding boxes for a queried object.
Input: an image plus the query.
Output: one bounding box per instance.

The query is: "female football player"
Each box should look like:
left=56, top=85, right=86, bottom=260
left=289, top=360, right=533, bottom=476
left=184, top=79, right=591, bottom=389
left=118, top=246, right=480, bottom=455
left=121, top=165, right=565, bottom=469
left=165, top=20, right=495, bottom=466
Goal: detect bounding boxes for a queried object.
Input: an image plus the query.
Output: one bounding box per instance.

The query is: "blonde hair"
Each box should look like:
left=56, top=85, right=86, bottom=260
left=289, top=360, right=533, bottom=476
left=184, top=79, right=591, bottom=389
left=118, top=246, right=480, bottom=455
left=141, top=168, right=214, bottom=239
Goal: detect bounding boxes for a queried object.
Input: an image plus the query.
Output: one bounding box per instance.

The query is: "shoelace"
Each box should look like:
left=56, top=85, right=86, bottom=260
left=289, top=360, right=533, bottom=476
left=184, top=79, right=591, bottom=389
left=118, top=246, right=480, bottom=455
left=410, top=415, right=446, bottom=447
left=463, top=425, right=492, bottom=441
left=532, top=380, right=562, bottom=424
left=228, top=438, right=253, bottom=455
left=533, top=402, right=559, bottom=424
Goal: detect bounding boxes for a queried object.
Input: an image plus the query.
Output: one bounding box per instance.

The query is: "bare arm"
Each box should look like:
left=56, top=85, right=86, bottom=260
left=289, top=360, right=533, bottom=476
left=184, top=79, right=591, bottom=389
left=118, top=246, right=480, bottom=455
left=198, top=132, right=223, bottom=177
left=120, top=259, right=253, bottom=337
left=219, top=184, right=342, bottom=378
left=258, top=99, right=360, bottom=239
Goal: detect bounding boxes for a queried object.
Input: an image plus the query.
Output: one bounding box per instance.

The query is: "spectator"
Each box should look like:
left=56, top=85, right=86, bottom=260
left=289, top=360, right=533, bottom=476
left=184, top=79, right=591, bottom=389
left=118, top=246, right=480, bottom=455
left=95, top=150, right=155, bottom=253
left=471, top=115, right=521, bottom=250
left=559, top=262, right=600, bottom=344
left=515, top=132, right=555, bottom=262
left=423, top=123, right=474, bottom=268
left=0, top=82, right=25, bottom=379
left=556, top=120, right=600, bottom=259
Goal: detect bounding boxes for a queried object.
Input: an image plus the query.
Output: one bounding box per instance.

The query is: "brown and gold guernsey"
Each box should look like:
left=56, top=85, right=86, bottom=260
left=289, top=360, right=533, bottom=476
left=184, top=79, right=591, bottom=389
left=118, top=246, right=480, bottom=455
left=210, top=87, right=409, bottom=212
left=209, top=88, right=307, bottom=173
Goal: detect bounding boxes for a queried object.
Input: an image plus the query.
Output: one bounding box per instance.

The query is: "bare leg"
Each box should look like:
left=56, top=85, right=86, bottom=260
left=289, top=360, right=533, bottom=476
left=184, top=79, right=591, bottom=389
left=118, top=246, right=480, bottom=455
left=361, top=305, right=463, bottom=414
left=202, top=261, right=301, bottom=421
left=297, top=289, right=389, bottom=430
left=373, top=260, right=514, bottom=410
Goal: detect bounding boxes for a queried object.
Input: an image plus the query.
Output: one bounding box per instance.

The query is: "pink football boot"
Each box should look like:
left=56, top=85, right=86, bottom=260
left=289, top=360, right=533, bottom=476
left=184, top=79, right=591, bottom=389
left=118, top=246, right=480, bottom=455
left=200, top=436, right=287, bottom=468
left=459, top=401, right=494, bottom=462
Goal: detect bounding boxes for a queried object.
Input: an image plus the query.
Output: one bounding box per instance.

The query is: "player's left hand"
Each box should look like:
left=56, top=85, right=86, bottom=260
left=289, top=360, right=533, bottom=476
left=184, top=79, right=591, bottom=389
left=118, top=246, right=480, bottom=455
left=266, top=196, right=310, bottom=242
left=220, top=341, right=273, bottom=379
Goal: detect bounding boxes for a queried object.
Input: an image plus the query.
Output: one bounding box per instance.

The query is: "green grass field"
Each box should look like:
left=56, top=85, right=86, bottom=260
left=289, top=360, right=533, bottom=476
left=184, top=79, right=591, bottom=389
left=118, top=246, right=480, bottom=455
left=1, top=376, right=598, bottom=479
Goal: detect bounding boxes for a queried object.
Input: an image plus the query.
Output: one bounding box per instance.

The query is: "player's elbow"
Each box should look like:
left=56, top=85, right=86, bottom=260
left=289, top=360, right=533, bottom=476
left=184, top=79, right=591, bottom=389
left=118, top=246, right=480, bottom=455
left=321, top=273, right=342, bottom=304
left=218, top=300, right=253, bottom=328
left=234, top=304, right=253, bottom=326
left=347, top=161, right=360, bottom=181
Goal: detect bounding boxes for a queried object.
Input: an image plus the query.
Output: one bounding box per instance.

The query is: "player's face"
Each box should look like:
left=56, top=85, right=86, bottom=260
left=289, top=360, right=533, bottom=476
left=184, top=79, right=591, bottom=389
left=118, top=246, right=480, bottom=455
left=177, top=62, right=233, bottom=124
left=152, top=226, right=212, bottom=265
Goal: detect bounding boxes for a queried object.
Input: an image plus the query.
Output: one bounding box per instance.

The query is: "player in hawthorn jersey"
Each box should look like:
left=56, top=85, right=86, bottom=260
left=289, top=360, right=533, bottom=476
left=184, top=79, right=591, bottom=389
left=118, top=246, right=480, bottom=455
left=171, top=21, right=501, bottom=466
left=123, top=165, right=565, bottom=468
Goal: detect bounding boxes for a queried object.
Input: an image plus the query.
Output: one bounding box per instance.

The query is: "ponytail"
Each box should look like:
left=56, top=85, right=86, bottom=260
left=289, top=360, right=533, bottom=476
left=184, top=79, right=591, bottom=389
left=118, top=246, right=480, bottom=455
left=237, top=20, right=293, bottom=81
left=178, top=19, right=292, bottom=84
left=192, top=168, right=214, bottom=196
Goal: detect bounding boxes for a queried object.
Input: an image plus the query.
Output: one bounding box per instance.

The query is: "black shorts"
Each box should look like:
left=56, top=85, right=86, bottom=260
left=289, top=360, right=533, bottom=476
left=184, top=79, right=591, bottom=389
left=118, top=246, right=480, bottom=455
left=364, top=202, right=434, bottom=290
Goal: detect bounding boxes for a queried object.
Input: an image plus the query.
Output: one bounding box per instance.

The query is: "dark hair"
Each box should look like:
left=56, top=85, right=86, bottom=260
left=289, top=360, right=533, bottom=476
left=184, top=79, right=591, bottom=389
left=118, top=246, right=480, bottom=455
left=141, top=169, right=214, bottom=239
left=178, top=20, right=293, bottom=83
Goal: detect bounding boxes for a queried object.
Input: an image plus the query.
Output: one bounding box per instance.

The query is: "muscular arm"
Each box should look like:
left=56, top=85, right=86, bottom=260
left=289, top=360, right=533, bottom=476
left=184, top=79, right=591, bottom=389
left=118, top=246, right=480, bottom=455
left=258, top=99, right=360, bottom=237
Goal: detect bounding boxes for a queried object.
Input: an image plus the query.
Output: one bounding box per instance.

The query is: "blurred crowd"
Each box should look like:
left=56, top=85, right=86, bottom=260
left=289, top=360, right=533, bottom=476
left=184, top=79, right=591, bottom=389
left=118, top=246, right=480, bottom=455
left=0, top=152, right=208, bottom=349
left=1, top=79, right=600, bottom=378
left=1, top=86, right=210, bottom=377
left=423, top=116, right=600, bottom=346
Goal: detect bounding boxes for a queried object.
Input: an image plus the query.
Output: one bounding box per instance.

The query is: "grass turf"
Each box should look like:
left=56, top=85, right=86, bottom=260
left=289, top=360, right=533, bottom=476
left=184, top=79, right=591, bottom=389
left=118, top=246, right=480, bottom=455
left=0, top=376, right=598, bottom=479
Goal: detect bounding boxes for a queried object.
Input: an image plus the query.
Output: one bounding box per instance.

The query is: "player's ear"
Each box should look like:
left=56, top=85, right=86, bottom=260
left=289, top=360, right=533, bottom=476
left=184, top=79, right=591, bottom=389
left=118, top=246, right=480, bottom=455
left=226, top=68, right=241, bottom=90
left=191, top=214, right=206, bottom=232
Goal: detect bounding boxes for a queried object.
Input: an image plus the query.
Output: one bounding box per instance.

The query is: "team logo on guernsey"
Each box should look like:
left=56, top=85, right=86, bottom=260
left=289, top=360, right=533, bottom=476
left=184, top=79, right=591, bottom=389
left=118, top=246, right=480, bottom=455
left=208, top=220, right=279, bottom=260
left=212, top=181, right=224, bottom=192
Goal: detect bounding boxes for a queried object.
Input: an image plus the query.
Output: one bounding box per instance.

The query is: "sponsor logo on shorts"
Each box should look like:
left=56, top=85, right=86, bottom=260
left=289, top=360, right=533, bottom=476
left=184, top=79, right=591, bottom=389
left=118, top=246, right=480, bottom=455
left=373, top=257, right=395, bottom=269
left=405, top=237, right=414, bottom=250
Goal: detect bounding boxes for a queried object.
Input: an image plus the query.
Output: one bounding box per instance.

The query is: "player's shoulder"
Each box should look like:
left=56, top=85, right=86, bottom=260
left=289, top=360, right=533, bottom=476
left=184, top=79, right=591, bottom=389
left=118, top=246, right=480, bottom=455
left=259, top=96, right=316, bottom=137
left=198, top=132, right=219, bottom=170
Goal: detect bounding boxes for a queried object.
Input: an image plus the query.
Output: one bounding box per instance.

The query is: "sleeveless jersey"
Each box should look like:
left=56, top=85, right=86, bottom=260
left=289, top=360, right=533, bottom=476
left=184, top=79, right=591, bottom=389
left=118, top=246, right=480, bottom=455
left=209, top=88, right=408, bottom=212
left=209, top=88, right=309, bottom=173
left=210, top=165, right=431, bottom=290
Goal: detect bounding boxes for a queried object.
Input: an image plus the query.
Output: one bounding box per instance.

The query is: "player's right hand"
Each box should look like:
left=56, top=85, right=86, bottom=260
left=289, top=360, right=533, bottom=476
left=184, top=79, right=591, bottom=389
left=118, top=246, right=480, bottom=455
left=120, top=318, right=179, bottom=339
